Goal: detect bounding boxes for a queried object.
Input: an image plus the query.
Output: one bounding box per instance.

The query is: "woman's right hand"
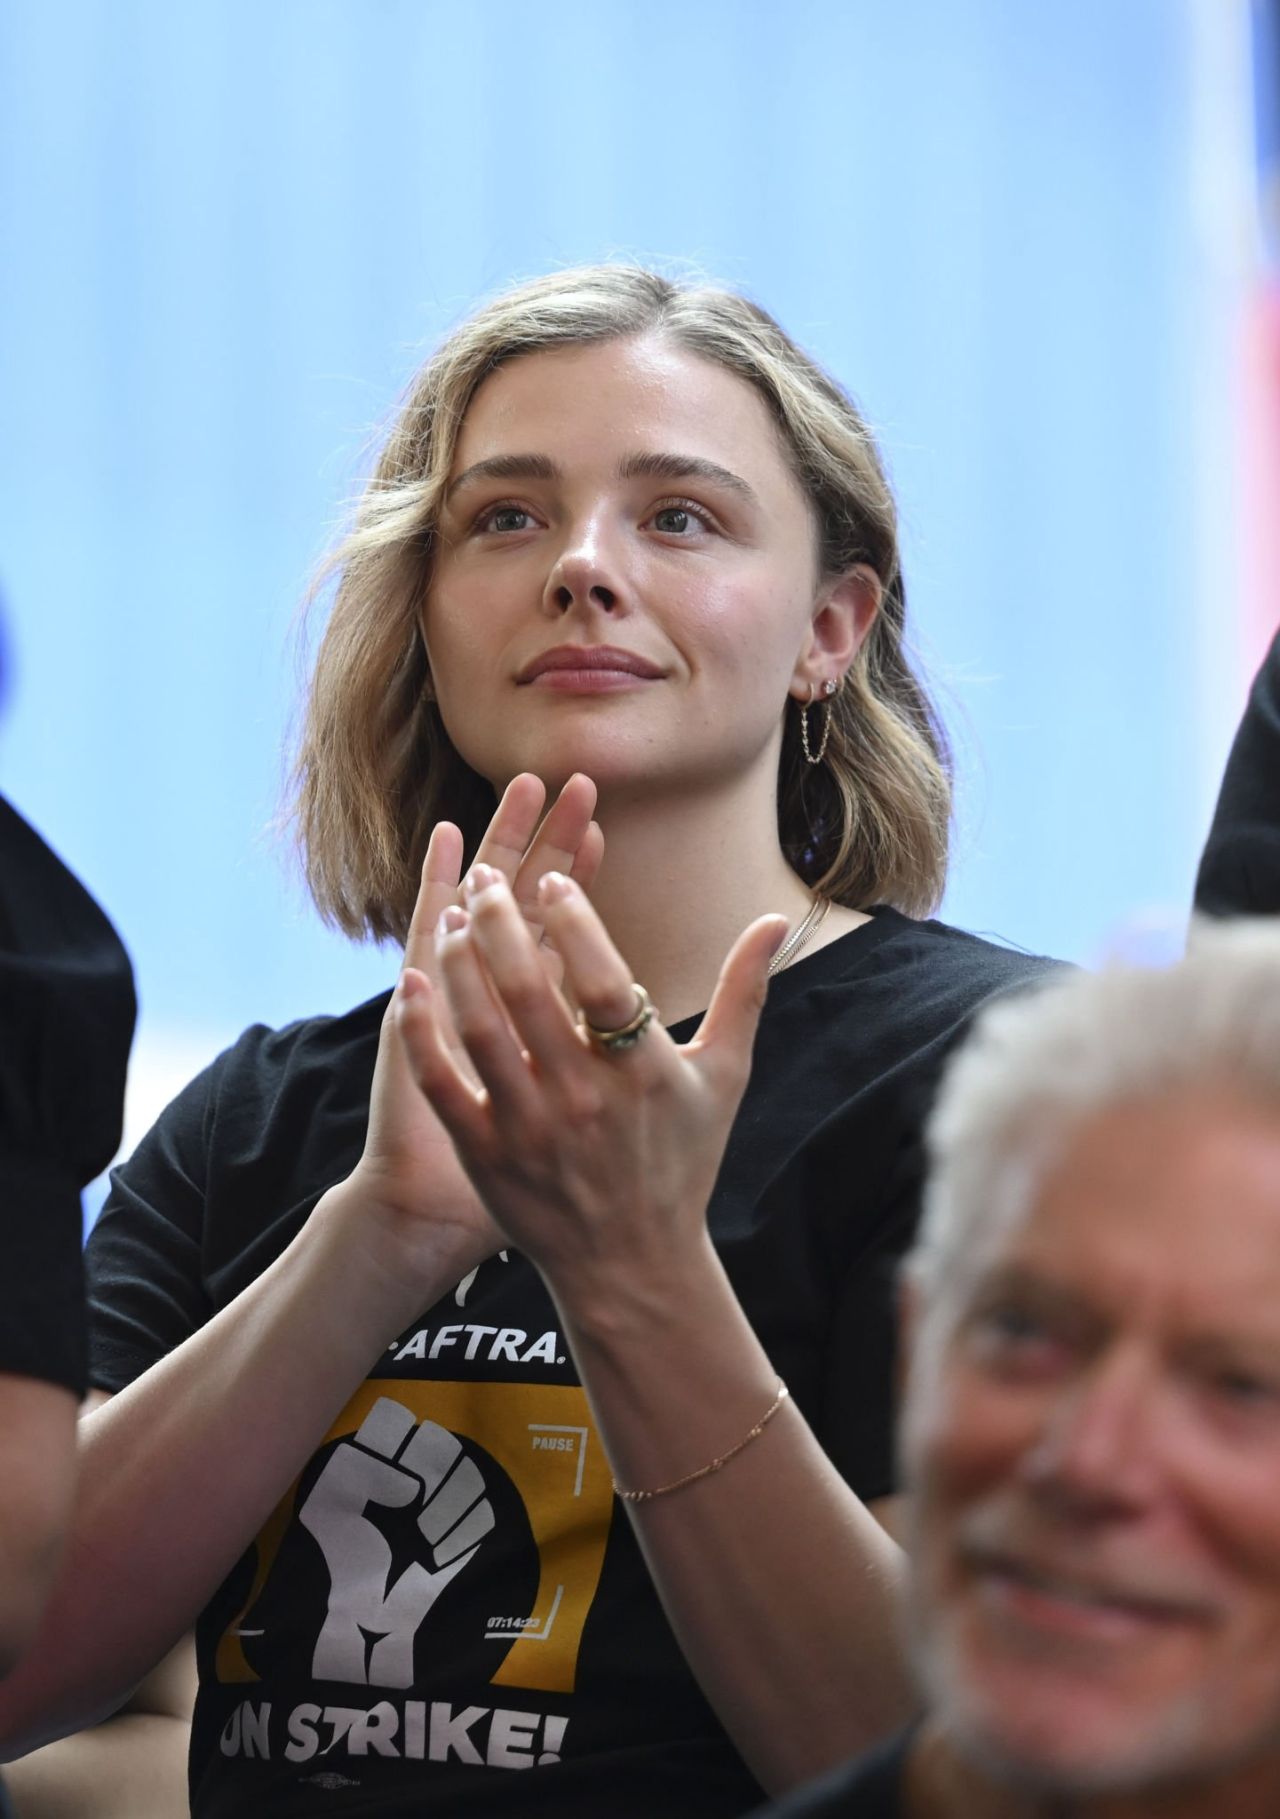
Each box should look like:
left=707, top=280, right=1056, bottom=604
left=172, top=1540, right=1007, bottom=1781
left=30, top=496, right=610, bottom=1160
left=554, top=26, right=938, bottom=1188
left=329, top=773, right=603, bottom=1293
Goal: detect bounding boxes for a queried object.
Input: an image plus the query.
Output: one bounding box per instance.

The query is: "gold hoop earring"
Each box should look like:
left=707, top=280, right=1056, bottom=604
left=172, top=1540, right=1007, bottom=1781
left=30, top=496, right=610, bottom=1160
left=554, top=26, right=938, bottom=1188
left=799, top=679, right=837, bottom=766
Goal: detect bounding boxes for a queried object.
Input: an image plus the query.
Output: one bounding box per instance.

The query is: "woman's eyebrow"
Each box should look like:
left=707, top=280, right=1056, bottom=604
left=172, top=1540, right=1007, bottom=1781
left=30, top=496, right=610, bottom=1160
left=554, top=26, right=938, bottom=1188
left=445, top=450, right=760, bottom=508
left=619, top=450, right=759, bottom=505
left=445, top=453, right=560, bottom=502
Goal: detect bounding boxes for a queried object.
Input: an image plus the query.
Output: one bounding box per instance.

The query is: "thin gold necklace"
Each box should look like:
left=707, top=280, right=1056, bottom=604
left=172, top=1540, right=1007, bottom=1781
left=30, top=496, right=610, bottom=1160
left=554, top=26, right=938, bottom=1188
left=768, top=896, right=831, bottom=977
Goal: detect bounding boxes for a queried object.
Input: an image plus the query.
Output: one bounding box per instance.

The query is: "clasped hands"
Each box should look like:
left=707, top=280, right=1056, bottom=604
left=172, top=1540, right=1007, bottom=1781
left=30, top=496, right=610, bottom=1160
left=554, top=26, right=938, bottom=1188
left=359, top=771, right=786, bottom=1309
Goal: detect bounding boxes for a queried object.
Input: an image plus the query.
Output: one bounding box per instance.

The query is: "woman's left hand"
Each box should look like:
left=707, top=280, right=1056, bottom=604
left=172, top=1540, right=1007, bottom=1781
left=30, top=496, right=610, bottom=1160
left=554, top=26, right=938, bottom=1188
left=395, top=868, right=913, bottom=1790
left=392, top=863, right=786, bottom=1301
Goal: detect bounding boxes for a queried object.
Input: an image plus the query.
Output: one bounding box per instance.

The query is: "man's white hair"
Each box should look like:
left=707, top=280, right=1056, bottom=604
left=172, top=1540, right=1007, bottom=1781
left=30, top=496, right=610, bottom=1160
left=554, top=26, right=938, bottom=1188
left=913, top=918, right=1280, bottom=1295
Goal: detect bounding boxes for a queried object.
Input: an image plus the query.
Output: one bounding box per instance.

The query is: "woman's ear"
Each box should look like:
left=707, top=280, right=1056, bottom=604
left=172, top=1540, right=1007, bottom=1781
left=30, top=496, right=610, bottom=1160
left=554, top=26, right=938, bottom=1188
left=791, top=564, right=881, bottom=699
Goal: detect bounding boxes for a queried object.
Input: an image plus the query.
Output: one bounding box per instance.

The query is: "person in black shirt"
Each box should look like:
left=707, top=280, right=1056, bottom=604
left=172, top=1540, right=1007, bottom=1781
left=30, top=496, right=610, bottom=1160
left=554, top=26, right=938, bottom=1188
left=0, top=795, right=135, bottom=1665
left=1195, top=627, right=1280, bottom=916
left=0, top=795, right=135, bottom=1819
left=0, top=267, right=1053, bottom=1815
left=760, top=923, right=1280, bottom=1819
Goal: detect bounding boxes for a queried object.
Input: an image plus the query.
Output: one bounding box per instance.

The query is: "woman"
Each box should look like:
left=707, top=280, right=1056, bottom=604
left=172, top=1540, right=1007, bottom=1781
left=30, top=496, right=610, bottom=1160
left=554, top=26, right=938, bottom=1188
left=0, top=267, right=1055, bottom=1816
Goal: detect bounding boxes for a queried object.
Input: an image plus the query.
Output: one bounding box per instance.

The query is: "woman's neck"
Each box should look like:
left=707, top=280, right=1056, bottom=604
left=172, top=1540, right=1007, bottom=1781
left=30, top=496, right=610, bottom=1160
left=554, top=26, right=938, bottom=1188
left=582, top=765, right=867, bottom=1027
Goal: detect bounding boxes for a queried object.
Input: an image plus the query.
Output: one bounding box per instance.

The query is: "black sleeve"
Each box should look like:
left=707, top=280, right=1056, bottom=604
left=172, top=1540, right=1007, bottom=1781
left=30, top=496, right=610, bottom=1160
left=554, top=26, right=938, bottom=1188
left=0, top=796, right=136, bottom=1392
left=1195, top=628, right=1280, bottom=917
left=84, top=1054, right=221, bottom=1394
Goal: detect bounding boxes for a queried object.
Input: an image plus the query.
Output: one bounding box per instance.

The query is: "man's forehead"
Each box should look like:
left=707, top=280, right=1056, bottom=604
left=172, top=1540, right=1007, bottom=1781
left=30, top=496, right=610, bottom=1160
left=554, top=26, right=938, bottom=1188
left=955, top=1090, right=1280, bottom=1332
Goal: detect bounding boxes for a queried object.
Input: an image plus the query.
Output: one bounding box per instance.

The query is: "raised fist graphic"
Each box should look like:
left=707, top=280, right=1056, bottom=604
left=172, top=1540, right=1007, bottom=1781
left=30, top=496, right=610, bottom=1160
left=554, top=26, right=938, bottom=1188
left=299, top=1398, right=495, bottom=1687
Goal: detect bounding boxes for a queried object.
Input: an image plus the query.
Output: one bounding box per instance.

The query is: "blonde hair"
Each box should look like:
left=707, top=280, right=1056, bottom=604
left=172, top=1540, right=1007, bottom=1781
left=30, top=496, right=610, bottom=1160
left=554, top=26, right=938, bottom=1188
left=291, top=265, right=952, bottom=943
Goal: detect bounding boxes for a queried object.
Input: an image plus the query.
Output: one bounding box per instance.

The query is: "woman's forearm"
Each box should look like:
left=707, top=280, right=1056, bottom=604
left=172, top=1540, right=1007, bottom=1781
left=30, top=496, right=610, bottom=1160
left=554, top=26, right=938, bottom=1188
left=0, top=1186, right=476, bottom=1758
left=5, top=1712, right=191, bottom=1819
left=555, top=1237, right=915, bottom=1795
left=0, top=1379, right=78, bottom=1680
left=5, top=1633, right=195, bottom=1818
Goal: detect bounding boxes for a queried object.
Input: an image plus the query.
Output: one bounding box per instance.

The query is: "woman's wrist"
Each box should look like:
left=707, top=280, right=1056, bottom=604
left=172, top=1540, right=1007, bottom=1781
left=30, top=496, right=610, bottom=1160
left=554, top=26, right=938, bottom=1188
left=544, top=1226, right=727, bottom=1349
left=306, top=1176, right=492, bottom=1338
left=547, top=1232, right=788, bottom=1510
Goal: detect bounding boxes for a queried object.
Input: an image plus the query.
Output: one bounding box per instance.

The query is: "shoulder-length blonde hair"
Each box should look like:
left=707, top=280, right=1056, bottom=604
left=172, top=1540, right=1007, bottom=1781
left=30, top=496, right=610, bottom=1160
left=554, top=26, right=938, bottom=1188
left=291, top=265, right=952, bottom=943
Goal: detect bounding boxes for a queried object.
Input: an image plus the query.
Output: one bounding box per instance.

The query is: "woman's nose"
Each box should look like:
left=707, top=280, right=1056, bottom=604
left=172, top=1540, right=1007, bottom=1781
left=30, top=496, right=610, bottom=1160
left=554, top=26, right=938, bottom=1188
left=542, top=519, right=627, bottom=617
left=551, top=576, right=618, bottom=614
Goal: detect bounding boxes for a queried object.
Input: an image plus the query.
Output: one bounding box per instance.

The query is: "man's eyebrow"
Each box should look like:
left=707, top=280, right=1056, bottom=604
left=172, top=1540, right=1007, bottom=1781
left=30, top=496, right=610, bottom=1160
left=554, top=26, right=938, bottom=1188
left=965, top=1264, right=1102, bottom=1341
left=445, top=453, right=562, bottom=502
left=619, top=450, right=759, bottom=505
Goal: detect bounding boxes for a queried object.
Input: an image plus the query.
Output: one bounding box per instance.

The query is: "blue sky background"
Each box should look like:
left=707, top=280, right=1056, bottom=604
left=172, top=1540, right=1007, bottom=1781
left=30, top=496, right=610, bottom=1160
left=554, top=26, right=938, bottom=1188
left=0, top=0, right=1255, bottom=1175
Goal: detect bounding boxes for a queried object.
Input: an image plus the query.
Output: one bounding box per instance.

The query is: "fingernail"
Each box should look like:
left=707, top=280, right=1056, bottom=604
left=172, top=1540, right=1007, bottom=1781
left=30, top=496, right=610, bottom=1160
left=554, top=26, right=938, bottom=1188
left=539, top=871, right=574, bottom=904
left=437, top=905, right=469, bottom=937
left=463, top=863, right=502, bottom=899
left=398, top=968, right=426, bottom=1000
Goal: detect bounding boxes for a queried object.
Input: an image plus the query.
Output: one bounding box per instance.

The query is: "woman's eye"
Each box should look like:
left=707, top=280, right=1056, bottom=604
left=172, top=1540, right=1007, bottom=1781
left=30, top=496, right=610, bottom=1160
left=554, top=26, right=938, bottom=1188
left=476, top=504, right=535, bottom=535
left=649, top=502, right=710, bottom=536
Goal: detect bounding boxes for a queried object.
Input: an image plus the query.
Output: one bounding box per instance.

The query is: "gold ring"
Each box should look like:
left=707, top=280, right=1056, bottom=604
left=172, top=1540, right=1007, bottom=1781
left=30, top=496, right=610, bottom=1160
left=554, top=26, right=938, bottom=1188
left=578, top=983, right=658, bottom=1055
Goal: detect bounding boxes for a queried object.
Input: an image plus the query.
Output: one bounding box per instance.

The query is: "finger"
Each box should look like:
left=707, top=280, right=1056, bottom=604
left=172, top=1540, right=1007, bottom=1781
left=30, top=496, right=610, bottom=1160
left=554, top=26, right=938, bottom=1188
left=461, top=869, right=588, bottom=1070
left=403, top=821, right=465, bottom=972
left=471, top=773, right=548, bottom=884
left=567, top=820, right=604, bottom=894
left=511, top=774, right=598, bottom=923
left=393, top=969, right=489, bottom=1147
left=535, top=873, right=675, bottom=1061
left=685, top=915, right=789, bottom=1087
left=402, top=774, right=549, bottom=973
left=435, top=906, right=543, bottom=1121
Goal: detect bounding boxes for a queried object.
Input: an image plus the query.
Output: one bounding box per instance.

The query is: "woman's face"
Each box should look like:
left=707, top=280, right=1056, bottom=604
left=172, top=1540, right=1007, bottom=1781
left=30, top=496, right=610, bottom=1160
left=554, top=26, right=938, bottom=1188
left=424, top=334, right=869, bottom=802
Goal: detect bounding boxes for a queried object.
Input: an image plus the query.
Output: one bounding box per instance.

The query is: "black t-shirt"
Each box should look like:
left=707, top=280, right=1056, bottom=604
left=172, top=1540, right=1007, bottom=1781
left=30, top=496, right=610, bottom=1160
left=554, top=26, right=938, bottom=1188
left=0, top=795, right=135, bottom=1393
left=750, top=1731, right=909, bottom=1816
left=1195, top=627, right=1280, bottom=917
left=86, top=909, right=1055, bottom=1819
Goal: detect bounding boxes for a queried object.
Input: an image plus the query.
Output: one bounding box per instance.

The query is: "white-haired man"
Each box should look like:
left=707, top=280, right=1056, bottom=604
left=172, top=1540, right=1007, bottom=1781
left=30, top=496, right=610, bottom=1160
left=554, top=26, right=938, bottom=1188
left=761, top=919, right=1280, bottom=1818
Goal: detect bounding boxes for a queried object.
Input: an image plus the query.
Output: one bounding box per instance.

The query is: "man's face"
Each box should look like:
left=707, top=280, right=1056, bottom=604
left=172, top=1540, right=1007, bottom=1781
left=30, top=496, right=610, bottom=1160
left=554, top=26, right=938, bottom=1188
left=905, top=1089, right=1280, bottom=1800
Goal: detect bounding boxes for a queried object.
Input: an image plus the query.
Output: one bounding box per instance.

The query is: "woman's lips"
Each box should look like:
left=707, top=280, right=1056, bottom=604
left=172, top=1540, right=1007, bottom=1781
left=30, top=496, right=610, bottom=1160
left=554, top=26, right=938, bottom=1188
left=523, top=667, right=661, bottom=693
left=516, top=645, right=667, bottom=686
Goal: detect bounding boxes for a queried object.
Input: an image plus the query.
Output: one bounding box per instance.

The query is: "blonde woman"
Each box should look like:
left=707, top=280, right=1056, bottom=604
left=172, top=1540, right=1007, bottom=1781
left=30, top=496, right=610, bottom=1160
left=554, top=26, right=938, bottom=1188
left=0, top=268, right=1055, bottom=1817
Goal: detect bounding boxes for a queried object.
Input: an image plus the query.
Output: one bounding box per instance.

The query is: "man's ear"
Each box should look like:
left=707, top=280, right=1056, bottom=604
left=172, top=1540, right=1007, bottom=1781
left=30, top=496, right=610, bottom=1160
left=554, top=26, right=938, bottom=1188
left=791, top=564, right=881, bottom=698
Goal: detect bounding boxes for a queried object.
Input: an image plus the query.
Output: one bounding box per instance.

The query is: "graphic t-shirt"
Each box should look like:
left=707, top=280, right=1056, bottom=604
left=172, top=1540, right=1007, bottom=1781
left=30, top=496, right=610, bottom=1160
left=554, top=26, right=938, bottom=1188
left=86, top=909, right=1057, bottom=1818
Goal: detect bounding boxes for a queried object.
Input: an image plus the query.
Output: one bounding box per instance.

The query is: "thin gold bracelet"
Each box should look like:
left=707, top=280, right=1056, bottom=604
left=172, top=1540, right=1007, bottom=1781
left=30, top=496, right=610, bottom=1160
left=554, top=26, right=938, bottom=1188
left=612, top=1383, right=791, bottom=1503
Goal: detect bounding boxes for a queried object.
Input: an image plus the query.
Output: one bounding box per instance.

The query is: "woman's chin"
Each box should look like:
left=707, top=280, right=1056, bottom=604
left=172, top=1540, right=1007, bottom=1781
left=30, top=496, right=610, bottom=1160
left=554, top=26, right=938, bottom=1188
left=486, top=743, right=677, bottom=803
